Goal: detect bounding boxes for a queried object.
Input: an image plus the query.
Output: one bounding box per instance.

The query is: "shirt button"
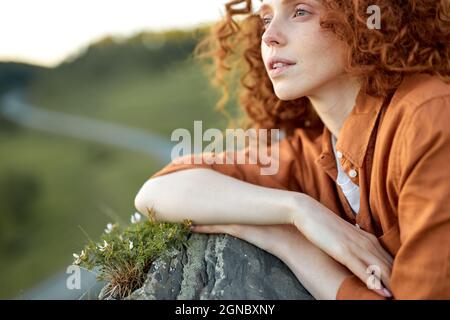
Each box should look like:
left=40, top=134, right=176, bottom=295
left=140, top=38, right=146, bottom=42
left=349, top=169, right=358, bottom=178
left=336, top=151, right=343, bottom=159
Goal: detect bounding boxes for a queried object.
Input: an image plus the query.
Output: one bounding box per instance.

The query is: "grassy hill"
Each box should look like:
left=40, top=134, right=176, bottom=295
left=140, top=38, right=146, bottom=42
left=0, top=27, right=234, bottom=298
left=0, top=62, right=47, bottom=95
left=29, top=28, right=229, bottom=136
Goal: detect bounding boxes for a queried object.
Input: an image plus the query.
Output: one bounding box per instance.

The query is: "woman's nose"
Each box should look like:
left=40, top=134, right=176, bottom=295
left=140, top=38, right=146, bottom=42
left=262, top=21, right=287, bottom=47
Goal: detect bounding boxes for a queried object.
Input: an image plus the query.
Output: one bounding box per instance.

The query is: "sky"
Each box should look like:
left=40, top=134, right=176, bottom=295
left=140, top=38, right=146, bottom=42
left=0, top=0, right=258, bottom=68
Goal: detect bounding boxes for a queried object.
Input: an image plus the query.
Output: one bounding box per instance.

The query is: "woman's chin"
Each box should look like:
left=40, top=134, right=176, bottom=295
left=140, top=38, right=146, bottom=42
left=273, top=87, right=304, bottom=101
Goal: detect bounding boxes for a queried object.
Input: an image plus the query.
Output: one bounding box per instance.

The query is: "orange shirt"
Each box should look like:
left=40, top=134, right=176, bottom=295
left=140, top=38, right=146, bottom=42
left=148, top=73, right=450, bottom=299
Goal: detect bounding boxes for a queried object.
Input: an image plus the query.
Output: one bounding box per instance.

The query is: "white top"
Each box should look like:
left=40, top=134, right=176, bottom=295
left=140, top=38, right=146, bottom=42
left=331, top=135, right=360, bottom=215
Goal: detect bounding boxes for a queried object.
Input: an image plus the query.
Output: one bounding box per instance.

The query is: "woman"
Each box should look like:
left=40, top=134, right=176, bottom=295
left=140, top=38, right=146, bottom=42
left=135, top=0, right=450, bottom=299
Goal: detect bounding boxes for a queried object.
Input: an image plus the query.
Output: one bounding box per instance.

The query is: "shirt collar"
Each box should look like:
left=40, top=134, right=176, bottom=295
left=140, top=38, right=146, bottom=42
left=334, top=88, right=387, bottom=168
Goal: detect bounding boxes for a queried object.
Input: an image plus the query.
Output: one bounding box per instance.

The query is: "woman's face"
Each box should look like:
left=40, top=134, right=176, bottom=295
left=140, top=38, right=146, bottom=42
left=260, top=0, right=347, bottom=101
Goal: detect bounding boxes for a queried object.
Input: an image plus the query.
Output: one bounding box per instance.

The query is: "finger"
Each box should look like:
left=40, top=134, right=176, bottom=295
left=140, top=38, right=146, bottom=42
left=368, top=239, right=394, bottom=267
left=352, top=230, right=394, bottom=278
left=364, top=236, right=394, bottom=266
left=345, top=256, right=392, bottom=298
left=365, top=267, right=393, bottom=298
left=190, top=224, right=237, bottom=236
left=376, top=248, right=394, bottom=267
left=358, top=229, right=394, bottom=265
left=358, top=252, right=393, bottom=293
left=363, top=243, right=393, bottom=274
left=372, top=285, right=393, bottom=298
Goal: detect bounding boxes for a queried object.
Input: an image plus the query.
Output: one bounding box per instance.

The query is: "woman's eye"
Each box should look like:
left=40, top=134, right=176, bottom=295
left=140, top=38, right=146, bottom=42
left=261, top=17, right=272, bottom=27
left=260, top=6, right=309, bottom=29
left=293, top=8, right=309, bottom=17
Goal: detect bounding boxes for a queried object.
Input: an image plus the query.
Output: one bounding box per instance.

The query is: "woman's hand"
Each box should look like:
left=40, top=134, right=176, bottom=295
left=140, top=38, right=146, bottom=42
left=190, top=223, right=304, bottom=263
left=191, top=220, right=393, bottom=299
left=293, top=195, right=394, bottom=297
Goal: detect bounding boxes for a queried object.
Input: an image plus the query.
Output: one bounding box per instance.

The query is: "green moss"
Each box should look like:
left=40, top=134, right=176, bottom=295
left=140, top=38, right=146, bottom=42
left=75, top=209, right=192, bottom=299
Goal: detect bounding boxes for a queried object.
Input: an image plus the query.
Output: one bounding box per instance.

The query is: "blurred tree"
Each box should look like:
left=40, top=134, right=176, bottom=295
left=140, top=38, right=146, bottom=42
left=0, top=170, right=41, bottom=254
left=56, top=28, right=208, bottom=78
left=0, top=62, right=45, bottom=94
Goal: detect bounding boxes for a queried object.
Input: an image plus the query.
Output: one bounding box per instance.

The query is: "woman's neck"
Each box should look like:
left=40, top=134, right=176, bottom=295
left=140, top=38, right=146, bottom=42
left=307, top=75, right=362, bottom=139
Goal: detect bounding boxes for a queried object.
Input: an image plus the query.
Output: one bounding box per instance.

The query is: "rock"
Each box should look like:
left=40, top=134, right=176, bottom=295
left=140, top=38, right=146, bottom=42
left=123, top=233, right=314, bottom=300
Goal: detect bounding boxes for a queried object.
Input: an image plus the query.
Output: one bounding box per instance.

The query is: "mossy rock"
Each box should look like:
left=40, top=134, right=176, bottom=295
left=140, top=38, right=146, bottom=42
left=101, top=233, right=314, bottom=300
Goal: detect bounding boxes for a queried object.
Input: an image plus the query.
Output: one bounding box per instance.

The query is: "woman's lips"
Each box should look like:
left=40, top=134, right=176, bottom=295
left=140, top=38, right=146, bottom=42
left=268, top=63, right=296, bottom=78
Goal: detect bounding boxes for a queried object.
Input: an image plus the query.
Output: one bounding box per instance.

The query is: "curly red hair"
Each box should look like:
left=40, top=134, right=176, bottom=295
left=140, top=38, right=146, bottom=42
left=193, top=0, right=450, bottom=135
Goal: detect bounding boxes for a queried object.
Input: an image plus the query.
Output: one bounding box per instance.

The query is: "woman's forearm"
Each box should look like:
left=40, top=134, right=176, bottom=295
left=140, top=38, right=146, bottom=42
left=279, top=231, right=351, bottom=300
left=135, top=168, right=300, bottom=225
left=135, top=168, right=352, bottom=299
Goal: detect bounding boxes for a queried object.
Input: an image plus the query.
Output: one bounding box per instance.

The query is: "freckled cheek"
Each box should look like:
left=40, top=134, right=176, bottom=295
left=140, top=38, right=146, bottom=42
left=298, top=33, right=326, bottom=52
left=297, top=35, right=342, bottom=70
left=317, top=33, right=347, bottom=61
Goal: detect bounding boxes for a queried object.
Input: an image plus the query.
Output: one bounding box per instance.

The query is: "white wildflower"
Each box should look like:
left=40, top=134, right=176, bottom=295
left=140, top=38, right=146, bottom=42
left=73, top=254, right=80, bottom=265
left=131, top=212, right=142, bottom=224
left=73, top=250, right=86, bottom=265
left=129, top=241, right=134, bottom=250
left=98, top=240, right=109, bottom=252
left=104, top=223, right=116, bottom=234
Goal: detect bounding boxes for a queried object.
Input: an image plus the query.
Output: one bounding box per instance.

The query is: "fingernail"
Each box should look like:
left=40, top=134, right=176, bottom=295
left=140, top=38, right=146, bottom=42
left=382, top=288, right=392, bottom=297
left=189, top=225, right=196, bottom=231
